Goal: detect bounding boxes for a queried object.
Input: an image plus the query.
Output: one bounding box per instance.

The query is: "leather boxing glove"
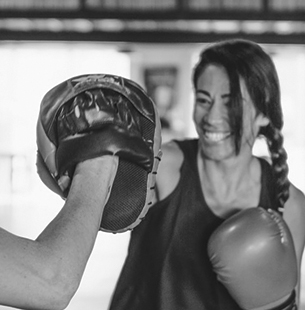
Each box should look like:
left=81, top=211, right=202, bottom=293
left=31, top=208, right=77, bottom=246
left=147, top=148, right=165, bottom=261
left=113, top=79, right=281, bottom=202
left=208, top=207, right=298, bottom=310
left=36, top=74, right=162, bottom=233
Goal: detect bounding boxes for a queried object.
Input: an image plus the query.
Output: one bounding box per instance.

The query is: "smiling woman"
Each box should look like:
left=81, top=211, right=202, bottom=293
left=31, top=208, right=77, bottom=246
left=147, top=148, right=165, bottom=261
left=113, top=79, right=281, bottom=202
left=107, top=39, right=305, bottom=310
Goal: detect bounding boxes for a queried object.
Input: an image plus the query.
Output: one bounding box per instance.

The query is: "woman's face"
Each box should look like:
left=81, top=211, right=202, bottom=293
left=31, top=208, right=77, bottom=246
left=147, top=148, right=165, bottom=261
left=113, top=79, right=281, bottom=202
left=193, top=64, right=269, bottom=162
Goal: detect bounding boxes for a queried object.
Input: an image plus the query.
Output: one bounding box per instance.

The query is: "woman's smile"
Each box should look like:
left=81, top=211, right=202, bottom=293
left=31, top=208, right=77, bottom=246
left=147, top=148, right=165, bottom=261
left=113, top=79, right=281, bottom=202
left=203, top=130, right=232, bottom=143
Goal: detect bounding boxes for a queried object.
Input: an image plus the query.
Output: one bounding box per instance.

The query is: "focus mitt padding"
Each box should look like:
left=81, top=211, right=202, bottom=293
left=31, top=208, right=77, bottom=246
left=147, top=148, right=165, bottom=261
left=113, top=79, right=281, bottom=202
left=36, top=74, right=162, bottom=233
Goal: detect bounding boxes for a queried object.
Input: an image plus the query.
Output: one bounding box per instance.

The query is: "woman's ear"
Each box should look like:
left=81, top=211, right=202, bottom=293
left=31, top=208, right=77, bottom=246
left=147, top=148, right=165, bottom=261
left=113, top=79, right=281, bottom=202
left=257, top=113, right=270, bottom=128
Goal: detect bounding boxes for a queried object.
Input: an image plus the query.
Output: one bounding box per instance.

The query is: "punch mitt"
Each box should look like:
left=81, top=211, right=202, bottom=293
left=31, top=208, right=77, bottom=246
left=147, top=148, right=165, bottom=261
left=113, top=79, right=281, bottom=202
left=36, top=74, right=162, bottom=233
left=208, top=207, right=298, bottom=310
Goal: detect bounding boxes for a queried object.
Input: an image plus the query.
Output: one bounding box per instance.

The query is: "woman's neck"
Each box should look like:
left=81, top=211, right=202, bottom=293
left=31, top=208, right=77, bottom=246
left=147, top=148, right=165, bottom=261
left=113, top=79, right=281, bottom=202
left=197, top=151, right=262, bottom=218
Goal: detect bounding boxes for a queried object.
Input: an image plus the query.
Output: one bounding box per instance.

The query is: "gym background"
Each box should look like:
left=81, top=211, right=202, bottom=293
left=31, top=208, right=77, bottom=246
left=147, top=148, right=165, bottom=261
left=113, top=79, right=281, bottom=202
left=0, top=1, right=305, bottom=309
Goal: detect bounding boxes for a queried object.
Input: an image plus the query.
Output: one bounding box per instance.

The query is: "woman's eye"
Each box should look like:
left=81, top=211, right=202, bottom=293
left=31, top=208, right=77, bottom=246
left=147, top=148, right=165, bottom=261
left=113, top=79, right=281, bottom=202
left=196, top=98, right=211, bottom=106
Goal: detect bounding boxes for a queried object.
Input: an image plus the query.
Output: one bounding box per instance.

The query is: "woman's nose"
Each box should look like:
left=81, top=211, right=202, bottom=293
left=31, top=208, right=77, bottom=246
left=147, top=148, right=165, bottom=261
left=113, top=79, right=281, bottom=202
left=205, top=101, right=226, bottom=125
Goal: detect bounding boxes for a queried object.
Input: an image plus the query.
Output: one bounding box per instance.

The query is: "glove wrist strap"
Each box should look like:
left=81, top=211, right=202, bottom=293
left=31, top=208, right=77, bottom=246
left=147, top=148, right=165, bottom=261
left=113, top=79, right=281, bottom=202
left=268, top=291, right=297, bottom=310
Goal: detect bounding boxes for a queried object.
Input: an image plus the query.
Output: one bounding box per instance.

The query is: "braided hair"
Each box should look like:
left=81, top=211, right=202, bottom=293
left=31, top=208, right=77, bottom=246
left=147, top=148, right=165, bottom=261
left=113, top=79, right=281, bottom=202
left=192, top=39, right=290, bottom=213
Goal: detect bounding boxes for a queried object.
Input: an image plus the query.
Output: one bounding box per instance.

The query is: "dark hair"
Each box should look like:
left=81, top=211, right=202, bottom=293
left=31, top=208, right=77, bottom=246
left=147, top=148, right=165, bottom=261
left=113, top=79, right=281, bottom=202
left=192, top=39, right=289, bottom=212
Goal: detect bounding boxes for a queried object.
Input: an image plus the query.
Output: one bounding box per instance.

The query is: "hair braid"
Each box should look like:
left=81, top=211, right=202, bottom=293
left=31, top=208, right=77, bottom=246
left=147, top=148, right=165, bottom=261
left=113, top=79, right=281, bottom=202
left=262, top=125, right=290, bottom=214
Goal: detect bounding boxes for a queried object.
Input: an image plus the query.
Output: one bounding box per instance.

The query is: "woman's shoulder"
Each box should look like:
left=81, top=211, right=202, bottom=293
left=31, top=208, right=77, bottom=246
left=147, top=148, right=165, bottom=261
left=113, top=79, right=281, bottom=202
left=286, top=183, right=305, bottom=216
left=284, top=183, right=305, bottom=263
left=162, top=139, right=181, bottom=153
left=284, top=184, right=305, bottom=224
left=154, top=140, right=184, bottom=202
left=288, top=183, right=305, bottom=203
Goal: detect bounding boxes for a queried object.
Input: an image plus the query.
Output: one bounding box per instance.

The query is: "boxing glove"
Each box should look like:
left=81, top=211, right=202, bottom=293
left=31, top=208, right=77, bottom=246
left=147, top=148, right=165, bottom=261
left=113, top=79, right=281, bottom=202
left=208, top=207, right=298, bottom=310
left=37, top=74, right=162, bottom=233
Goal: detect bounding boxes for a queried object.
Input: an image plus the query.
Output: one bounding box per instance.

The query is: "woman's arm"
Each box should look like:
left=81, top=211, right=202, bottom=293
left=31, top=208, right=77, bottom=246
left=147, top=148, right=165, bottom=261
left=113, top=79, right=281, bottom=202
left=154, top=141, right=183, bottom=203
left=0, top=155, right=117, bottom=310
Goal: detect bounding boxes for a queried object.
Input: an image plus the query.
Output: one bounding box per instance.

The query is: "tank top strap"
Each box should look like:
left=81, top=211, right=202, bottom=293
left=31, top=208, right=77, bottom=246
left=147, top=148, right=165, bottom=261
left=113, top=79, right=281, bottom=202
left=174, top=138, right=198, bottom=171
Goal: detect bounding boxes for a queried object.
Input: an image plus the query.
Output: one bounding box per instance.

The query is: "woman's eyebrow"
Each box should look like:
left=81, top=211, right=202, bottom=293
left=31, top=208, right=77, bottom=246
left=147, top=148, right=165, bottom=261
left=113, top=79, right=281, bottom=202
left=196, top=90, right=231, bottom=99
left=196, top=90, right=211, bottom=97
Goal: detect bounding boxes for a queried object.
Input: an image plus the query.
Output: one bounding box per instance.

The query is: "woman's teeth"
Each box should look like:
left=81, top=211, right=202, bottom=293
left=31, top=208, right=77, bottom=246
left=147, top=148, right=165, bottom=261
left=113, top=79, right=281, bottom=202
left=204, top=131, right=230, bottom=142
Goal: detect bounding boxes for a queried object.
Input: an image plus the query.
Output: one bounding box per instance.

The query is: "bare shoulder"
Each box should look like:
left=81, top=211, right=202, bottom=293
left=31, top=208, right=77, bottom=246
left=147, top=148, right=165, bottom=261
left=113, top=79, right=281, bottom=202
left=154, top=140, right=184, bottom=202
left=159, top=140, right=183, bottom=167
left=285, top=183, right=305, bottom=219
left=283, top=183, right=305, bottom=263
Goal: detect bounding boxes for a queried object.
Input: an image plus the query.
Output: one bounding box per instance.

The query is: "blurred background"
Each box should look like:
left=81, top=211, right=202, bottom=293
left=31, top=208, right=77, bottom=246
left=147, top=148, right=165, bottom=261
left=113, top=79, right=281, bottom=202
left=0, top=0, right=305, bottom=309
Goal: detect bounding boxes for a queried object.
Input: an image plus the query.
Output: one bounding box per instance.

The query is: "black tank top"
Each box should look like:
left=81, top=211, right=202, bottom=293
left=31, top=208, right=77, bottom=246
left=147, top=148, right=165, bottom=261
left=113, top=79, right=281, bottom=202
left=109, top=139, right=278, bottom=310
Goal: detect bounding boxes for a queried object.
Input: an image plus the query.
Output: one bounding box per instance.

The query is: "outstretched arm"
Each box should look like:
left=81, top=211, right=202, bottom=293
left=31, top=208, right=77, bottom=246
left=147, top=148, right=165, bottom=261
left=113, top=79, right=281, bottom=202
left=0, top=156, right=117, bottom=310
